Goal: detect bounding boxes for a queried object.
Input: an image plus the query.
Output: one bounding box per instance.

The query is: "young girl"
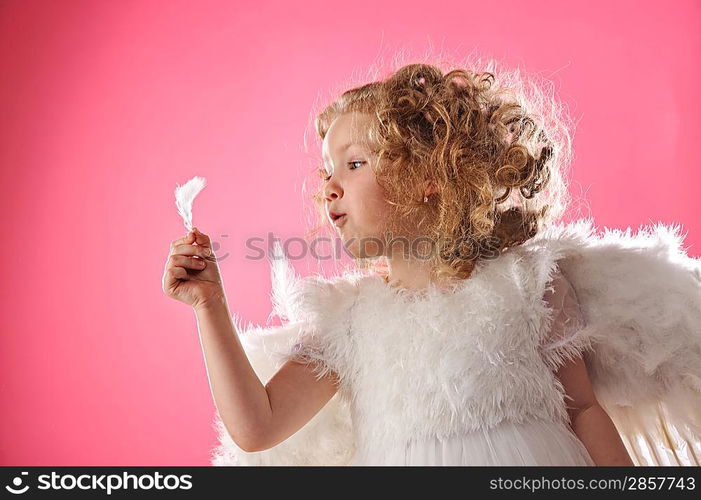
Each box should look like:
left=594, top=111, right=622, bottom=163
left=163, top=63, right=701, bottom=466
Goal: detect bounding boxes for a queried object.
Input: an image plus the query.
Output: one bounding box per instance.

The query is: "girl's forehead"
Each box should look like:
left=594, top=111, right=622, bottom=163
left=322, top=141, right=364, bottom=162
left=323, top=118, right=373, bottom=157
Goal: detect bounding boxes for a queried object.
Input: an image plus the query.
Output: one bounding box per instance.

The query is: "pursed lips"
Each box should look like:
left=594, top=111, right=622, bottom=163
left=331, top=213, right=347, bottom=226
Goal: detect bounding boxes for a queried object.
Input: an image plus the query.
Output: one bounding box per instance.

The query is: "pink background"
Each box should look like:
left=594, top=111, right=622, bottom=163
left=1, top=0, right=699, bottom=465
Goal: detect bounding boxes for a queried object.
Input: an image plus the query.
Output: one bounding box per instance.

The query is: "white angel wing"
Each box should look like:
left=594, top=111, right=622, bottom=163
left=210, top=241, right=355, bottom=466
left=533, top=217, right=701, bottom=466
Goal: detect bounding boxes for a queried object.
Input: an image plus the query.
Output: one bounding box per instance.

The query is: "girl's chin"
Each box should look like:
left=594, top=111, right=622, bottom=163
left=342, top=238, right=387, bottom=259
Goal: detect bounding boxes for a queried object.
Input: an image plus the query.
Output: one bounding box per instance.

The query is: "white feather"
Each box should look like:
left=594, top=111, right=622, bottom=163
left=174, top=176, right=207, bottom=231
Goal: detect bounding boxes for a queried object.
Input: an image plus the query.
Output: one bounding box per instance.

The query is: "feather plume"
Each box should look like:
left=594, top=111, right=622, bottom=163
left=174, top=176, right=207, bottom=231
left=269, top=239, right=300, bottom=323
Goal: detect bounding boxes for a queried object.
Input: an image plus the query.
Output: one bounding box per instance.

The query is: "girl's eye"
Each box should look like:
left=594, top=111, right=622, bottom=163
left=317, top=161, right=364, bottom=182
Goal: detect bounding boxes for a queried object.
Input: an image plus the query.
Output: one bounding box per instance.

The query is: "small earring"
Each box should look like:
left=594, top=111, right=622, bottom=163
left=423, top=196, right=428, bottom=203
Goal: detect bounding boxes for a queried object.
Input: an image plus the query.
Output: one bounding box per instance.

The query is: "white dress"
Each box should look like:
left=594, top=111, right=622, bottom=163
left=211, top=218, right=701, bottom=466
left=346, top=273, right=595, bottom=466
left=322, top=270, right=595, bottom=466
left=357, top=420, right=593, bottom=466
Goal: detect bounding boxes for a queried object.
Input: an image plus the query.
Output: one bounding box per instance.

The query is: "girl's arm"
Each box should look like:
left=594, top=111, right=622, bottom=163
left=195, top=294, right=339, bottom=452
left=554, top=355, right=635, bottom=466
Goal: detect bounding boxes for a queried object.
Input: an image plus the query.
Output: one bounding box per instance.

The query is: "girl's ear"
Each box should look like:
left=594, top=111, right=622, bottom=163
left=423, top=180, right=439, bottom=197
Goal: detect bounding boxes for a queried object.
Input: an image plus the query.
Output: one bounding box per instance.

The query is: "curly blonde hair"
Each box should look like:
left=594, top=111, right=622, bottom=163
left=303, top=58, right=577, bottom=282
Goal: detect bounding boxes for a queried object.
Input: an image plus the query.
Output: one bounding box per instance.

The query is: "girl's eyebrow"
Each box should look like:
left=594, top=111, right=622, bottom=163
left=322, top=142, right=365, bottom=162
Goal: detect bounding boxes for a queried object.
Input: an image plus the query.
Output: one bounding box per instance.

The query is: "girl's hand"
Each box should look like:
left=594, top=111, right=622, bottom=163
left=162, top=227, right=226, bottom=310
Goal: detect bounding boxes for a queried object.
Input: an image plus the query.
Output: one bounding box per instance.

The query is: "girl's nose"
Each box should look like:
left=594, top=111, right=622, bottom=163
left=324, top=179, right=342, bottom=201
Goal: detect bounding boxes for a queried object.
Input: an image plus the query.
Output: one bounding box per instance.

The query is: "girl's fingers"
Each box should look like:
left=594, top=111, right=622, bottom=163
left=170, top=228, right=208, bottom=252
left=170, top=254, right=207, bottom=270
left=191, top=227, right=212, bottom=248
left=172, top=243, right=213, bottom=259
left=169, top=228, right=212, bottom=264
left=170, top=232, right=195, bottom=251
left=168, top=266, right=188, bottom=281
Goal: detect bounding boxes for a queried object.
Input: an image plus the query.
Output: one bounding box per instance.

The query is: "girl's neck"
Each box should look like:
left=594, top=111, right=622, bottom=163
left=383, top=255, right=440, bottom=291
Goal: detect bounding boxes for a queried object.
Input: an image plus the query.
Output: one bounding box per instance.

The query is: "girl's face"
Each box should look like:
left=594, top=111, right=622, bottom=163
left=321, top=111, right=390, bottom=258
